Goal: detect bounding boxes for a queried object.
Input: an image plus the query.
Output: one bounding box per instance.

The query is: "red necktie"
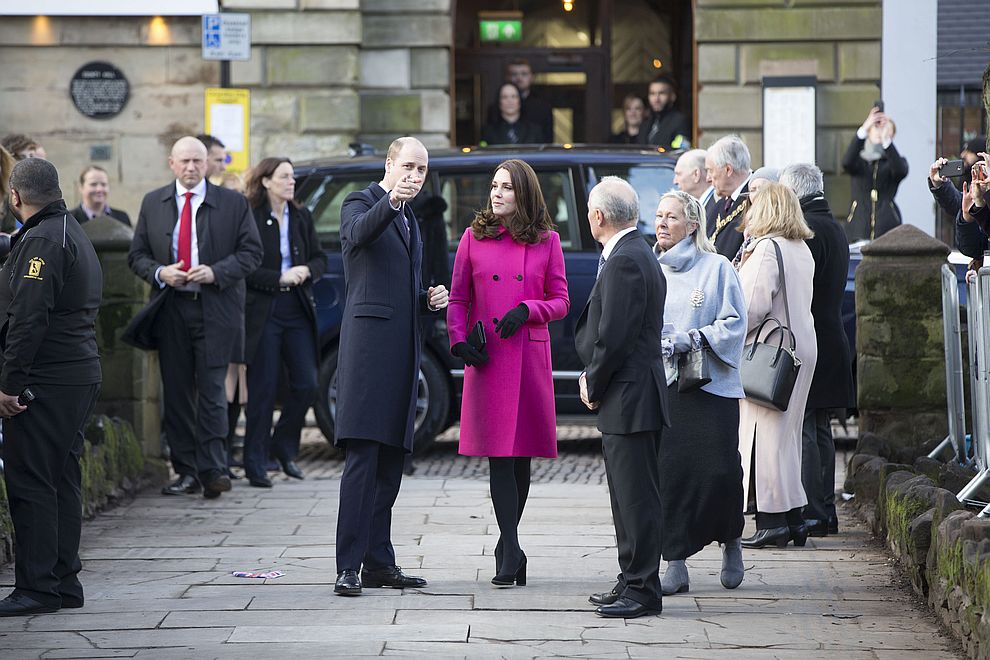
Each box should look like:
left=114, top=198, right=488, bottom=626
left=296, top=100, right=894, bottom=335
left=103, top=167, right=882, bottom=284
left=178, top=191, right=193, bottom=271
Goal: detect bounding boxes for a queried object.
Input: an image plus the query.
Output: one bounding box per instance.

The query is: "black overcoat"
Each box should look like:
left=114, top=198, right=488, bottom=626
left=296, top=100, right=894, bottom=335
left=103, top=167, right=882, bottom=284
left=126, top=181, right=263, bottom=366
left=801, top=195, right=854, bottom=410
left=334, top=184, right=430, bottom=452
left=243, top=202, right=327, bottom=364
left=841, top=136, right=909, bottom=242
left=575, top=231, right=670, bottom=434
left=71, top=204, right=131, bottom=227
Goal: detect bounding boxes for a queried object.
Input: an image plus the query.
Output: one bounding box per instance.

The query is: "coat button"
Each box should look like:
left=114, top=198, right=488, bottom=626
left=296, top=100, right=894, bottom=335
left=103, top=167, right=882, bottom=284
left=496, top=236, right=502, bottom=241
left=493, top=274, right=499, bottom=281
left=515, top=274, right=523, bottom=281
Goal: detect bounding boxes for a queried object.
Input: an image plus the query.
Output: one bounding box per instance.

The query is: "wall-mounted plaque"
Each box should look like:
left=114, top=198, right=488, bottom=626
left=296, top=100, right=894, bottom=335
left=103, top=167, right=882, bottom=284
left=70, top=62, right=129, bottom=120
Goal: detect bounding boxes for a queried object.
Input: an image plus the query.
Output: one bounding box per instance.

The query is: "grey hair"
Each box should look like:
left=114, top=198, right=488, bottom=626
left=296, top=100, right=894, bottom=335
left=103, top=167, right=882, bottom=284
left=9, top=157, right=61, bottom=206
left=779, top=163, right=824, bottom=198
left=750, top=166, right=779, bottom=183
left=589, top=176, right=639, bottom=228
left=677, top=149, right=707, bottom=175
left=707, top=135, right=752, bottom=174
left=660, top=190, right=716, bottom=254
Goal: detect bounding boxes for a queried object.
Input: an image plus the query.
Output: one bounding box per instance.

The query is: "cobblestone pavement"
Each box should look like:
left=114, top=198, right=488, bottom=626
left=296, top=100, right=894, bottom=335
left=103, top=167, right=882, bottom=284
left=0, top=420, right=959, bottom=659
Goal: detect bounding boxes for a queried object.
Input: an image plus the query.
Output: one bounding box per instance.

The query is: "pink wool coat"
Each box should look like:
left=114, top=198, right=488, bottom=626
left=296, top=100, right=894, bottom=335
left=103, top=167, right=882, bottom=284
left=448, top=226, right=569, bottom=457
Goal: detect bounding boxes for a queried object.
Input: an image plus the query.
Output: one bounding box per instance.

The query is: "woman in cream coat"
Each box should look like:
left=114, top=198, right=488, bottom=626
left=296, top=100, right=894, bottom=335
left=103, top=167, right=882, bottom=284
left=736, top=182, right=817, bottom=549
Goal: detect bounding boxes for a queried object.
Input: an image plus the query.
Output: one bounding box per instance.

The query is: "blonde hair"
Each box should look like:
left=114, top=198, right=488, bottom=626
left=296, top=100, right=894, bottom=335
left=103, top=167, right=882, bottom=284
left=0, top=146, right=14, bottom=201
left=660, top=190, right=715, bottom=253
left=745, top=182, right=814, bottom=240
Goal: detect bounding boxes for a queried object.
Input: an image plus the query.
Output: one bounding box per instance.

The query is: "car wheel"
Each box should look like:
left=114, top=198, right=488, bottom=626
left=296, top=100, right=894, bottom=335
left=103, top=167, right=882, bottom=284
left=316, top=348, right=450, bottom=456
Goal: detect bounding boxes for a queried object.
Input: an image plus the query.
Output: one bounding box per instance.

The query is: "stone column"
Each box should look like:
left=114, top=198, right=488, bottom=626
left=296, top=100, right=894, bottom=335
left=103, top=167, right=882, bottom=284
left=83, top=216, right=162, bottom=463
left=855, top=224, right=950, bottom=462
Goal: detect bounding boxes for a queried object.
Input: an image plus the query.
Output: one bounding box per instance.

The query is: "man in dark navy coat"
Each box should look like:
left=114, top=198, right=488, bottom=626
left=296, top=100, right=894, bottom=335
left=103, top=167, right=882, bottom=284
left=576, top=176, right=669, bottom=619
left=334, top=137, right=449, bottom=596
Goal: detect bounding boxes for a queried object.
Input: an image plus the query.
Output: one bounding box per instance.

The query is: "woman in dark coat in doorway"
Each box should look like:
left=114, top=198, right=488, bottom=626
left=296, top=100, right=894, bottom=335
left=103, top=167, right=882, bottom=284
left=481, top=83, right=543, bottom=146
left=242, top=157, right=327, bottom=487
left=842, top=106, right=909, bottom=242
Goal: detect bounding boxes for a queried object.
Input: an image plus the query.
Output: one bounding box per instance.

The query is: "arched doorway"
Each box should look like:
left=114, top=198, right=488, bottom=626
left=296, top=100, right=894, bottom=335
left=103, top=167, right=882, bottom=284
left=452, top=0, right=694, bottom=145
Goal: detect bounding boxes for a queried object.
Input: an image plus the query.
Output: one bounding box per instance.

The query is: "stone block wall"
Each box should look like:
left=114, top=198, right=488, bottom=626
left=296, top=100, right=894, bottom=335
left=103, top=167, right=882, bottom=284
left=0, top=415, right=146, bottom=566
left=845, top=436, right=990, bottom=659
left=694, top=0, right=882, bottom=217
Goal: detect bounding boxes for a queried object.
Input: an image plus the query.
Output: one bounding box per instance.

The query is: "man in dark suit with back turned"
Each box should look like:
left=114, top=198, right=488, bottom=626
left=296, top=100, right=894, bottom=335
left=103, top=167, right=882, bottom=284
left=704, top=135, right=752, bottom=260
left=334, top=137, right=449, bottom=596
left=128, top=136, right=262, bottom=499
left=576, top=176, right=670, bottom=619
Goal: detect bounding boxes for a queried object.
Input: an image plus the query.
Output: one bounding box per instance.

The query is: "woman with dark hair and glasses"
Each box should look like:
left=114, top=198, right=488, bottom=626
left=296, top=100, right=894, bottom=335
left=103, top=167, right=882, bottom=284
left=241, top=157, right=327, bottom=487
left=448, top=159, right=569, bottom=586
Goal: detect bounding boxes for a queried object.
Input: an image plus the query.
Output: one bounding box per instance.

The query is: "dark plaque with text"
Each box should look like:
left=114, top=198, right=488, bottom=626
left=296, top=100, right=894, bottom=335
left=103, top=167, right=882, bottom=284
left=70, top=62, right=129, bottom=120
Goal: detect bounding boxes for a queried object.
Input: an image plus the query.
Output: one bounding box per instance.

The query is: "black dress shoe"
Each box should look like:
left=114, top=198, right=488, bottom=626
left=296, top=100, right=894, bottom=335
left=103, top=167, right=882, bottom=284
left=202, top=474, right=232, bottom=499
left=248, top=475, right=273, bottom=488
left=361, top=565, right=427, bottom=589
left=161, top=475, right=200, bottom=496
left=595, top=596, right=661, bottom=619
left=741, top=526, right=791, bottom=549
left=334, top=570, right=362, bottom=596
left=60, top=594, right=83, bottom=609
left=589, top=584, right=621, bottom=606
left=789, top=522, right=809, bottom=547
left=0, top=592, right=59, bottom=617
left=827, top=514, right=839, bottom=535
left=804, top=519, right=828, bottom=537
left=280, top=460, right=305, bottom=480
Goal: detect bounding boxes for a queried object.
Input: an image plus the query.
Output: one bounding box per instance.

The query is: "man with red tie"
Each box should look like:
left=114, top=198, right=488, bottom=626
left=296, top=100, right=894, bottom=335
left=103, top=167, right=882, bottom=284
left=128, top=136, right=262, bottom=498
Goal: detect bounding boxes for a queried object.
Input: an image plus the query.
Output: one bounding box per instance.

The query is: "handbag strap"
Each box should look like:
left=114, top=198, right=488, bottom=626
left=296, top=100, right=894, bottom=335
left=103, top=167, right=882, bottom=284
left=768, top=238, right=792, bottom=332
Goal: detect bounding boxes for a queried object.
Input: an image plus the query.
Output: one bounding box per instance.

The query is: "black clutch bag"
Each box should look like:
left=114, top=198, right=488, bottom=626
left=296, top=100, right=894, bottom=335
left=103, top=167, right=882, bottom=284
left=677, top=347, right=712, bottom=393
left=467, top=320, right=486, bottom=352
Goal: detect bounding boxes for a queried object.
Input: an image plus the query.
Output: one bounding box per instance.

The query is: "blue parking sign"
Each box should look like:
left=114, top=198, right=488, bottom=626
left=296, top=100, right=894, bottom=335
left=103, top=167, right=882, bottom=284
left=203, top=15, right=222, bottom=49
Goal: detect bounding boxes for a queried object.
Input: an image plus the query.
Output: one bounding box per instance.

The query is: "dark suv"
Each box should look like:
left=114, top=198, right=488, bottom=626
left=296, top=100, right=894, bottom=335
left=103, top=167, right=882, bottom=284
left=294, top=145, right=676, bottom=452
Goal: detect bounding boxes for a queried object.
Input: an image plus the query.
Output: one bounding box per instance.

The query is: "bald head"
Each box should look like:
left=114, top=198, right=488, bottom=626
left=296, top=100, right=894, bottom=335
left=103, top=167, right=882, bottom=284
left=169, top=136, right=209, bottom=189
left=383, top=136, right=429, bottom=193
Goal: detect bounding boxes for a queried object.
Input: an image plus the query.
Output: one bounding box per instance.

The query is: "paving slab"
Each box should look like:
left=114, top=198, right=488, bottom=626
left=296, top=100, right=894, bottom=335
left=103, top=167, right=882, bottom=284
left=0, top=430, right=961, bottom=658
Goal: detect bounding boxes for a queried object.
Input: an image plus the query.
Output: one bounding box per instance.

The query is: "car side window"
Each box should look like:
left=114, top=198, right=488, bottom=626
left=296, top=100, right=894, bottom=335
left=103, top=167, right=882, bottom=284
left=301, top=174, right=372, bottom=244
left=438, top=168, right=576, bottom=249
left=590, top=164, right=675, bottom=236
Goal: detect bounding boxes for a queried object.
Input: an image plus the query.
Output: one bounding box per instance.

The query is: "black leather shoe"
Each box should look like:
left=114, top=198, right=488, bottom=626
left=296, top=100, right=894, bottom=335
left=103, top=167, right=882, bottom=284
left=589, top=584, right=621, bottom=606
left=827, top=514, right=839, bottom=535
left=280, top=460, right=305, bottom=480
left=60, top=594, right=83, bottom=609
left=248, top=475, right=273, bottom=488
left=361, top=565, right=427, bottom=589
left=334, top=570, right=362, bottom=596
left=789, top=523, right=809, bottom=547
left=0, top=592, right=59, bottom=617
left=202, top=474, right=232, bottom=499
left=804, top=519, right=829, bottom=537
left=741, top=526, right=791, bottom=549
left=595, top=596, right=661, bottom=619
left=161, top=475, right=200, bottom=496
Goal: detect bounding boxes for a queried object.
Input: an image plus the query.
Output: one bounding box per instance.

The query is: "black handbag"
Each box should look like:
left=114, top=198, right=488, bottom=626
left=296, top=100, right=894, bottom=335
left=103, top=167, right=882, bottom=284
left=740, top=240, right=802, bottom=411
left=677, top=347, right=712, bottom=393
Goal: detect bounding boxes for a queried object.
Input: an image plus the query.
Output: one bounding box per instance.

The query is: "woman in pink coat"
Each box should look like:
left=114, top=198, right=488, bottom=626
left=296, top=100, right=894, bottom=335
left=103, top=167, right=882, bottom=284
left=448, top=159, right=569, bottom=587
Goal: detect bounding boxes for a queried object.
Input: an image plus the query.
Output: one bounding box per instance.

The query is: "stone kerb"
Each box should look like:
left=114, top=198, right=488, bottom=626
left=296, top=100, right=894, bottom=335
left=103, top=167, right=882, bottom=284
left=856, top=225, right=951, bottom=462
left=82, top=217, right=164, bottom=477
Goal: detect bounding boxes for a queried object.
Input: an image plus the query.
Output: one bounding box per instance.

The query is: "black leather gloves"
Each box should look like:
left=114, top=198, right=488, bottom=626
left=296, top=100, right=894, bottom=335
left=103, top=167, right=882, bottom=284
left=451, top=342, right=489, bottom=367
left=494, top=304, right=529, bottom=339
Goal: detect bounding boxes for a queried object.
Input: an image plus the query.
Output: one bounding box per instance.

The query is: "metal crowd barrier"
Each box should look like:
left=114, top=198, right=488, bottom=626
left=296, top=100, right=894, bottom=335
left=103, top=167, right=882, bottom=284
left=929, top=264, right=968, bottom=464
left=954, top=267, right=990, bottom=513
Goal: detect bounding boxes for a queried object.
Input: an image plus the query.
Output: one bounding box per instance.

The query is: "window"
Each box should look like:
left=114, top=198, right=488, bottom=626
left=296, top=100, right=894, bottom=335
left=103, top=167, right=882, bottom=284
left=437, top=168, right=577, bottom=249
left=589, top=164, right=675, bottom=236
left=300, top=173, right=374, bottom=243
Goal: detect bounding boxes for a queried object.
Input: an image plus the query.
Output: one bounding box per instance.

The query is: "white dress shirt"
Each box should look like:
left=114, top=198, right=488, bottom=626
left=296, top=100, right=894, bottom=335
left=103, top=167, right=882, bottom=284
left=155, top=178, right=206, bottom=290
left=601, top=226, right=639, bottom=261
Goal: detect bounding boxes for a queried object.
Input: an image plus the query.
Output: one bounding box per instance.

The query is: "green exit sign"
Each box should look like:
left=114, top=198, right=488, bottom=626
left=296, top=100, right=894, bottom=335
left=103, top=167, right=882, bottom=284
left=480, top=19, right=522, bottom=42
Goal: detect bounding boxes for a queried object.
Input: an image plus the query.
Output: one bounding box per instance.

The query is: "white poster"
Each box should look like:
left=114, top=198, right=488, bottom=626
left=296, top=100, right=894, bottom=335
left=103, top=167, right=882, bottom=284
left=763, top=83, right=816, bottom=169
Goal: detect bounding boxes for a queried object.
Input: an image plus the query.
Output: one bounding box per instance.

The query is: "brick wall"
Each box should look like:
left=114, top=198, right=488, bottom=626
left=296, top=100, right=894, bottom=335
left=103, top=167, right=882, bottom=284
left=695, top=0, right=883, bottom=216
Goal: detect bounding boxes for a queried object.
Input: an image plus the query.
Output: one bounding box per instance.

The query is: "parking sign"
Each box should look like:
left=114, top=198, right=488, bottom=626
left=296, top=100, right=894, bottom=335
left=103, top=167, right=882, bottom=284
left=201, top=13, right=251, bottom=61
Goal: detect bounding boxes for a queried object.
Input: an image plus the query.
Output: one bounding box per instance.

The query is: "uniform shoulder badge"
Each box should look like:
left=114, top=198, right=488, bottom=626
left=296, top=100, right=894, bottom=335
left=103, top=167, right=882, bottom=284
left=24, top=257, right=45, bottom=281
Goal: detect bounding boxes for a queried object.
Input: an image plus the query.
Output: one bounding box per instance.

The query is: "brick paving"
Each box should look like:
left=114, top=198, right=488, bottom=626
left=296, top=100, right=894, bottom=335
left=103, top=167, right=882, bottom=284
left=0, top=420, right=960, bottom=659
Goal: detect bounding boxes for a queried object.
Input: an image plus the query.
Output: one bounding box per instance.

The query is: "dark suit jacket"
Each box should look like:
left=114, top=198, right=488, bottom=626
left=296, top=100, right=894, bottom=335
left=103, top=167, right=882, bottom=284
left=334, top=184, right=431, bottom=452
left=706, top=183, right=749, bottom=260
left=575, top=230, right=670, bottom=435
left=244, top=202, right=328, bottom=364
left=801, top=195, right=854, bottom=410
left=126, top=181, right=263, bottom=366
left=71, top=205, right=131, bottom=227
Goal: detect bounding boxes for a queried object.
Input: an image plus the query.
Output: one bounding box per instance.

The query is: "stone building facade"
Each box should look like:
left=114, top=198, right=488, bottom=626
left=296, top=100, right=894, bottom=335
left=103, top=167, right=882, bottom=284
left=0, top=1, right=883, bottom=224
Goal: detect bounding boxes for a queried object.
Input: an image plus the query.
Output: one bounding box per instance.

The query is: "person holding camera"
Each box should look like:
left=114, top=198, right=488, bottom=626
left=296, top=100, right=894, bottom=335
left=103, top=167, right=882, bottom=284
left=842, top=105, right=909, bottom=242
left=447, top=159, right=569, bottom=587
left=962, top=152, right=990, bottom=239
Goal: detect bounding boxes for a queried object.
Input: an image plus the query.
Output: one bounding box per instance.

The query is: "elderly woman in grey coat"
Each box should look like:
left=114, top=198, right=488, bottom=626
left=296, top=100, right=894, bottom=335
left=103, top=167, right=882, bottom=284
left=655, top=190, right=748, bottom=594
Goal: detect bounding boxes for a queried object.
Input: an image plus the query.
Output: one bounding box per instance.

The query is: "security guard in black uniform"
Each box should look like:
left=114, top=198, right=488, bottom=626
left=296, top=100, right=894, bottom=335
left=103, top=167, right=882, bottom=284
left=0, top=158, right=102, bottom=616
